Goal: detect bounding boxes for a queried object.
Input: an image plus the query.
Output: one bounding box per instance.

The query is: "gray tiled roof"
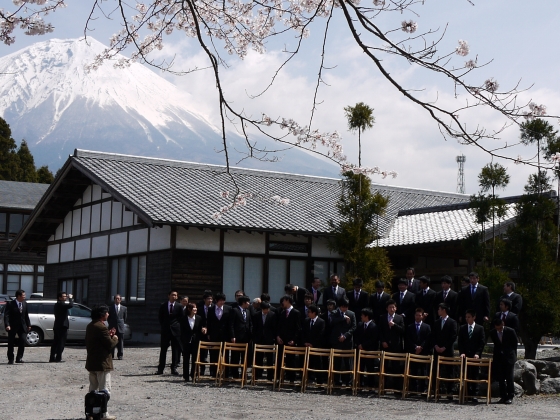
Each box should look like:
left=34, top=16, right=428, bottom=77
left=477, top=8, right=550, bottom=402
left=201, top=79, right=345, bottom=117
left=0, top=180, right=49, bottom=210
left=373, top=205, right=517, bottom=247
left=70, top=150, right=469, bottom=235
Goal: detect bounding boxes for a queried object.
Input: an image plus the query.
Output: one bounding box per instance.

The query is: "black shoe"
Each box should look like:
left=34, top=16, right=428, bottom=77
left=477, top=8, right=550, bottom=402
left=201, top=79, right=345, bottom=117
left=504, top=399, right=512, bottom=405
left=498, top=398, right=507, bottom=404
left=447, top=396, right=454, bottom=401
left=8, top=360, right=14, bottom=365
left=118, top=356, right=123, bottom=360
left=471, top=398, right=479, bottom=404
left=155, top=370, right=163, bottom=375
left=171, top=369, right=179, bottom=375
left=15, top=359, right=24, bottom=363
left=49, top=358, right=56, bottom=363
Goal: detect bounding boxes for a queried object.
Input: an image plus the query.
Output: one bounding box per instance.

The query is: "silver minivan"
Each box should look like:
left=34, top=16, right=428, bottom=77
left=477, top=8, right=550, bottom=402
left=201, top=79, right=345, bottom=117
left=0, top=300, right=132, bottom=346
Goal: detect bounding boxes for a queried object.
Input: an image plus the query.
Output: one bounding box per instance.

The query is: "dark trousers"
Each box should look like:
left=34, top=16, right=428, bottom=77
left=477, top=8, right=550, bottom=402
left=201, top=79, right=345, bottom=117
left=182, top=340, right=199, bottom=379
left=358, top=352, right=379, bottom=387
left=409, top=360, right=428, bottom=392
left=465, top=364, right=480, bottom=396
left=433, top=354, right=455, bottom=394
left=158, top=330, right=182, bottom=372
left=7, top=328, right=26, bottom=362
left=495, top=360, right=515, bottom=399
left=230, top=342, right=248, bottom=379
left=254, top=345, right=275, bottom=380
left=111, top=331, right=124, bottom=358
left=50, top=327, right=68, bottom=361
left=276, top=344, right=296, bottom=381
left=307, top=351, right=327, bottom=383
left=209, top=348, right=225, bottom=377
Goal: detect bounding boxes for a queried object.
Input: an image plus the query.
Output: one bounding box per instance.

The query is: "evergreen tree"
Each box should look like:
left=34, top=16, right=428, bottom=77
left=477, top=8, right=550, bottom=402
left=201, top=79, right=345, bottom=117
left=36, top=165, right=54, bottom=184
left=0, top=117, right=20, bottom=181
left=328, top=171, right=393, bottom=292
left=344, top=102, right=375, bottom=167
left=17, top=140, right=38, bottom=182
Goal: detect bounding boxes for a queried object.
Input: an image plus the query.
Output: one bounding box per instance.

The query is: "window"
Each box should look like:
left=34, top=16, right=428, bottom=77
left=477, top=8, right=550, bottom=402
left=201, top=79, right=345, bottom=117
left=0, top=213, right=6, bottom=234
left=222, top=256, right=263, bottom=302
left=3, top=264, right=44, bottom=296
left=0, top=213, right=29, bottom=238
left=110, top=255, right=146, bottom=303
left=59, top=278, right=88, bottom=305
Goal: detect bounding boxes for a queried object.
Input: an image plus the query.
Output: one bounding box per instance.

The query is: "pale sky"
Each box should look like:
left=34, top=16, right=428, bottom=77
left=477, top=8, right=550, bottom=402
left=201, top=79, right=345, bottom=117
left=1, top=0, right=559, bottom=196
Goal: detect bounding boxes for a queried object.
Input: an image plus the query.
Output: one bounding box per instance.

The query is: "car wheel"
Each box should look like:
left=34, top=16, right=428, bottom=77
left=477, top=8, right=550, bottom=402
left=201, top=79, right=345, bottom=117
left=26, top=327, right=43, bottom=346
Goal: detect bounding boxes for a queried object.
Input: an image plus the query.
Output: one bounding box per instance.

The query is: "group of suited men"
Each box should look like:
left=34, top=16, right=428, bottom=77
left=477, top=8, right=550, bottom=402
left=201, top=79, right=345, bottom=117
left=156, top=268, right=521, bottom=404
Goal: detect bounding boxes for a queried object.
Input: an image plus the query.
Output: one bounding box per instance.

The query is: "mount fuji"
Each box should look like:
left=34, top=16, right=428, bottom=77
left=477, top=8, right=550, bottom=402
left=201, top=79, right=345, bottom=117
left=0, top=38, right=339, bottom=177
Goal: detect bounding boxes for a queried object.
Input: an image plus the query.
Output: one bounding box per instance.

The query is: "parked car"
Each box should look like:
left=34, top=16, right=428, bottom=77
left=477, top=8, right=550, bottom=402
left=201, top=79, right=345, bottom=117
left=0, top=294, right=12, bottom=303
left=0, top=300, right=132, bottom=346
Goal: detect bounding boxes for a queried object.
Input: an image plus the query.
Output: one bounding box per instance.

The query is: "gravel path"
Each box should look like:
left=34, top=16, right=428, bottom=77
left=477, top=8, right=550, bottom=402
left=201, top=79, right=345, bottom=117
left=0, top=344, right=558, bottom=420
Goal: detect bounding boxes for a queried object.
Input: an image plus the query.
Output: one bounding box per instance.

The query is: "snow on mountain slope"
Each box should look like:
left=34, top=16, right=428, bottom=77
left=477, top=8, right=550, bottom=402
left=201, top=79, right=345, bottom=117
left=0, top=38, right=338, bottom=177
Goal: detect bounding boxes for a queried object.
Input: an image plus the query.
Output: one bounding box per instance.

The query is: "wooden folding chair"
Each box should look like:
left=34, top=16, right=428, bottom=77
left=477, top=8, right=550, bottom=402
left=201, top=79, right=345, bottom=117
left=218, top=342, right=249, bottom=388
left=354, top=350, right=383, bottom=395
left=379, top=352, right=407, bottom=397
left=303, top=348, right=331, bottom=393
left=277, top=346, right=307, bottom=392
left=193, top=341, right=222, bottom=384
left=251, top=344, right=278, bottom=389
left=462, top=358, right=492, bottom=405
left=329, top=349, right=356, bottom=393
left=403, top=354, right=433, bottom=400
left=434, top=356, right=463, bottom=403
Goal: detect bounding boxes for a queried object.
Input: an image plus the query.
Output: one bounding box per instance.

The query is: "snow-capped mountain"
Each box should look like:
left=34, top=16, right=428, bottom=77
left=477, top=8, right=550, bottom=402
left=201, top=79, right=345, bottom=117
left=0, top=38, right=338, bottom=176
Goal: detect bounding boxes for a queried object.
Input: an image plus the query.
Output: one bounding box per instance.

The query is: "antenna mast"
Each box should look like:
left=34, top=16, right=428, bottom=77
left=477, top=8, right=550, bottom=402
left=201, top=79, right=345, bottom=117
left=456, top=154, right=466, bottom=194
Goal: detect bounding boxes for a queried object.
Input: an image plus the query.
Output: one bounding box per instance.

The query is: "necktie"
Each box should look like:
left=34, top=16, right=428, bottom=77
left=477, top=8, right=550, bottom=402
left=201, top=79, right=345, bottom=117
left=471, top=286, right=475, bottom=297
left=355, top=291, right=359, bottom=301
left=416, top=323, right=420, bottom=336
left=498, top=331, right=503, bottom=342
left=313, top=289, right=317, bottom=302
left=502, top=313, right=506, bottom=322
left=205, top=306, right=208, bottom=316
left=400, top=292, right=404, bottom=303
left=423, top=290, right=427, bottom=296
left=468, top=325, right=473, bottom=339
left=378, top=293, right=382, bottom=301
left=286, top=310, right=289, bottom=318
left=332, top=287, right=336, bottom=295
left=305, top=307, right=308, bottom=317
left=310, top=319, right=314, bottom=328
left=443, top=291, right=448, bottom=300
left=217, top=307, right=222, bottom=320
left=242, top=309, right=246, bottom=321
left=262, top=315, right=266, bottom=325
left=169, top=303, right=172, bottom=314
left=364, top=323, right=367, bottom=331
left=18, top=302, right=22, bottom=313
left=441, top=318, right=446, bottom=329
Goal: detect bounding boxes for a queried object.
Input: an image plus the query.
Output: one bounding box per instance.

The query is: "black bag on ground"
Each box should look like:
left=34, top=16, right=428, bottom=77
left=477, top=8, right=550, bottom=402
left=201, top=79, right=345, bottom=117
left=85, top=390, right=110, bottom=419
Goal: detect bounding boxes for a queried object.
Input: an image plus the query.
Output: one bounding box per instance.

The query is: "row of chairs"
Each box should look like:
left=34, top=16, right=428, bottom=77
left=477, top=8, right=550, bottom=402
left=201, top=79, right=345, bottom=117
left=192, top=342, right=491, bottom=404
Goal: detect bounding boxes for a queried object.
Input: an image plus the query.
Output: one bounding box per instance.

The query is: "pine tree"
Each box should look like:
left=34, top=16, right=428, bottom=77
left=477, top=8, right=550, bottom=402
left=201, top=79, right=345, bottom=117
left=0, top=117, right=20, bottom=180
left=17, top=140, right=38, bottom=182
left=37, top=165, right=54, bottom=184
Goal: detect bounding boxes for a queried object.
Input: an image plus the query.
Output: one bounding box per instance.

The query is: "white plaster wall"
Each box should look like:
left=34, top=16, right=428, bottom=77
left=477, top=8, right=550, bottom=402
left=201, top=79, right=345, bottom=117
left=63, top=212, right=72, bottom=239
left=92, top=185, right=102, bottom=201
left=224, top=231, right=265, bottom=254
left=60, top=242, right=74, bottom=262
left=72, top=208, right=81, bottom=237
left=122, top=208, right=134, bottom=227
left=109, top=232, right=128, bottom=256
left=176, top=227, right=220, bottom=251
left=55, top=223, right=63, bottom=240
left=91, top=236, right=108, bottom=258
left=102, top=192, right=111, bottom=199
left=128, top=229, right=149, bottom=254
left=90, top=204, right=101, bottom=233
left=150, top=226, right=171, bottom=250
left=75, top=238, right=91, bottom=260
left=74, top=198, right=82, bottom=207
left=82, top=186, right=92, bottom=203
left=101, top=201, right=112, bottom=231
left=47, top=244, right=60, bottom=264
left=111, top=202, right=122, bottom=229
left=311, top=236, right=340, bottom=258
left=81, top=206, right=91, bottom=235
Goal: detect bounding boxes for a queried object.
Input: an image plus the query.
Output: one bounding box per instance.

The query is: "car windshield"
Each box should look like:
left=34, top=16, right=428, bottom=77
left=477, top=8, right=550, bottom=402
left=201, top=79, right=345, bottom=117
left=69, top=305, right=91, bottom=317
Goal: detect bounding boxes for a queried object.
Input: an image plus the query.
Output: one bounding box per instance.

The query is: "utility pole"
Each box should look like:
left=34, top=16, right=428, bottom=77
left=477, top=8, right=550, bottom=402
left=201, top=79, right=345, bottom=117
left=456, top=154, right=466, bottom=194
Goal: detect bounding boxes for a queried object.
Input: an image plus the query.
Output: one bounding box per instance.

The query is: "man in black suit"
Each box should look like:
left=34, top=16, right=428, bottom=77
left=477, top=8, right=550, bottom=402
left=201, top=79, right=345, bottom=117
left=108, top=294, right=127, bottom=360
left=260, top=293, right=278, bottom=315
left=379, top=299, right=405, bottom=391
left=319, top=299, right=337, bottom=349
left=432, top=303, right=458, bottom=396
left=393, top=279, right=415, bottom=326
left=298, top=293, right=314, bottom=321
left=207, top=293, right=232, bottom=377
left=252, top=301, right=278, bottom=380
left=50, top=291, right=74, bottom=363
left=406, top=267, right=421, bottom=294
left=322, top=274, right=346, bottom=306
left=405, top=308, right=432, bottom=392
left=285, top=284, right=309, bottom=309
left=458, top=272, right=490, bottom=325
left=229, top=295, right=252, bottom=378
left=276, top=295, right=301, bottom=381
left=496, top=282, right=523, bottom=315
left=491, top=318, right=518, bottom=404
left=330, top=298, right=356, bottom=386
left=347, top=278, right=369, bottom=314
left=310, top=277, right=322, bottom=307
left=157, top=290, right=183, bottom=375
left=4, top=289, right=31, bottom=364
left=302, top=305, right=326, bottom=383
left=369, top=280, right=391, bottom=320
left=458, top=309, right=485, bottom=401
left=196, top=291, right=213, bottom=374
left=495, top=299, right=520, bottom=333
left=355, top=308, right=380, bottom=387
left=434, top=276, right=458, bottom=321
left=179, top=302, right=204, bottom=381
left=415, top=276, right=437, bottom=326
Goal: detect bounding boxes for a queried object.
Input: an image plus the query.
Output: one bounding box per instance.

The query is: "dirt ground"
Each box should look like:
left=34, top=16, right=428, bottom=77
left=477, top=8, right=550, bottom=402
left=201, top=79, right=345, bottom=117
left=0, top=344, right=558, bottom=420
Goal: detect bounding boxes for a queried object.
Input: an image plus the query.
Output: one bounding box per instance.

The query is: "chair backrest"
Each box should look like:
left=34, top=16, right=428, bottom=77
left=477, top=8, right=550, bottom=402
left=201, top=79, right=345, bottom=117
left=282, top=346, right=307, bottom=357
left=307, top=348, right=331, bottom=357
left=331, top=349, right=356, bottom=358
left=464, top=357, right=491, bottom=369
left=383, top=351, right=407, bottom=362
left=357, top=350, right=383, bottom=360
left=198, top=341, right=223, bottom=352
left=408, top=354, right=433, bottom=364
left=223, top=342, right=248, bottom=352
left=253, top=344, right=276, bottom=353
left=437, top=355, right=463, bottom=367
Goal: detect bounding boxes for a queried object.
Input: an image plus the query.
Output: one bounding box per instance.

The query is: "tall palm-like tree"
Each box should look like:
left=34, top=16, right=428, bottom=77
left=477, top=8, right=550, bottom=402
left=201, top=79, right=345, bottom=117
left=344, top=102, right=375, bottom=167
